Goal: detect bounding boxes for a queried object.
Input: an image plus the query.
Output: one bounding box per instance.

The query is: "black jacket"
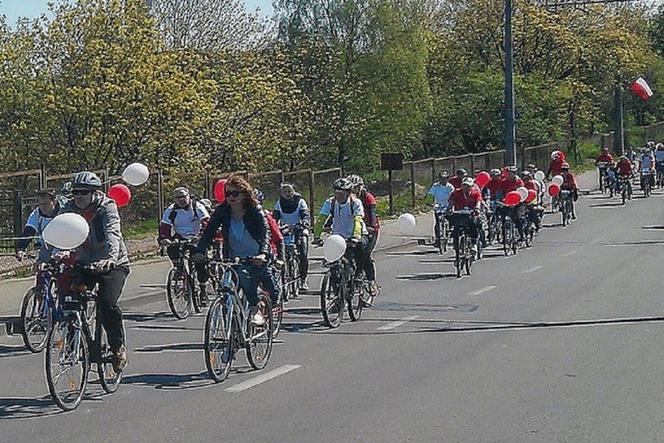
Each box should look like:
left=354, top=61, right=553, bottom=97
left=196, top=203, right=270, bottom=259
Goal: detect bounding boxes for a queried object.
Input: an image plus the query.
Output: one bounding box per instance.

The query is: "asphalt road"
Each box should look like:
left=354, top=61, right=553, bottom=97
left=3, top=181, right=664, bottom=442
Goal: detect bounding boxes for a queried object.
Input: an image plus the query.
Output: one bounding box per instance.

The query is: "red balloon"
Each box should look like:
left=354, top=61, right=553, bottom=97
left=214, top=179, right=227, bottom=203
left=525, top=189, right=537, bottom=203
left=503, top=191, right=521, bottom=206
left=475, top=171, right=490, bottom=188
left=108, top=184, right=131, bottom=208
left=548, top=183, right=561, bottom=197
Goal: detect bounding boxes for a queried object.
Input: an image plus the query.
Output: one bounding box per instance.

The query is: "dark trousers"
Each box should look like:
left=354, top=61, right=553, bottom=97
left=364, top=232, right=378, bottom=281
left=296, top=233, right=309, bottom=280
left=347, top=235, right=373, bottom=281
left=81, top=267, right=130, bottom=352
left=167, top=244, right=207, bottom=284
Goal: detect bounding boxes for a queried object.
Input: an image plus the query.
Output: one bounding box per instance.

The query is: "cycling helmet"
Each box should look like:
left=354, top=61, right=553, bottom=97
left=521, top=171, right=532, bottom=179
left=462, top=177, right=474, bottom=186
left=253, top=189, right=265, bottom=202
left=507, top=165, right=518, bottom=174
left=60, top=181, right=73, bottom=196
left=601, top=146, right=609, bottom=152
left=647, top=141, right=655, bottom=149
left=280, top=183, right=295, bottom=192
left=72, top=171, right=102, bottom=190
left=561, top=162, right=570, bottom=169
left=347, top=174, right=364, bottom=187
left=172, top=187, right=189, bottom=198
left=439, top=170, right=450, bottom=179
left=333, top=177, right=353, bottom=191
left=657, top=143, right=664, bottom=151
left=489, top=168, right=501, bottom=177
left=455, top=168, right=467, bottom=177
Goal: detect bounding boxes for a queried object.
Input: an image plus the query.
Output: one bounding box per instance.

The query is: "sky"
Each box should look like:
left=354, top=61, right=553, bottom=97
left=0, top=0, right=274, bottom=25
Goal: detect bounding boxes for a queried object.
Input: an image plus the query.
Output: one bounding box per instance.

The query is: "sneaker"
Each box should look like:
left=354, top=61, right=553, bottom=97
left=300, top=281, right=309, bottom=291
left=112, top=345, right=128, bottom=373
left=249, top=307, right=265, bottom=326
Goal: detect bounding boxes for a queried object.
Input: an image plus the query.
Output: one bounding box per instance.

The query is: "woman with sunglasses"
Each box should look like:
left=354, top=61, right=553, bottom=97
left=194, top=176, right=277, bottom=326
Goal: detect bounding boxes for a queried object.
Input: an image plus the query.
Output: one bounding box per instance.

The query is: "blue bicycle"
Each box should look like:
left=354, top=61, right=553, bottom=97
left=20, top=258, right=59, bottom=353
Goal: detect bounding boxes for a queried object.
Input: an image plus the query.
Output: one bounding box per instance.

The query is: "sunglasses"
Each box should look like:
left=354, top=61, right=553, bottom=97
left=225, top=190, right=242, bottom=198
left=72, top=190, right=92, bottom=196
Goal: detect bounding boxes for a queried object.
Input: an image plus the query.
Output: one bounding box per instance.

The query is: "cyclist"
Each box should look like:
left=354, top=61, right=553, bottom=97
left=595, top=147, right=614, bottom=164
left=427, top=171, right=455, bottom=248
left=559, top=163, right=579, bottom=219
left=273, top=183, right=310, bottom=290
left=547, top=151, right=565, bottom=179
left=446, top=178, right=482, bottom=255
left=521, top=171, right=537, bottom=191
left=348, top=174, right=380, bottom=297
left=194, top=176, right=276, bottom=326
left=322, top=178, right=372, bottom=286
left=483, top=169, right=503, bottom=201
left=498, top=166, right=524, bottom=199
left=158, top=187, right=210, bottom=301
left=57, top=171, right=130, bottom=373
left=496, top=167, right=527, bottom=241
left=639, top=148, right=656, bottom=190
left=655, top=143, right=664, bottom=187
left=449, top=168, right=467, bottom=189
left=15, top=189, right=61, bottom=263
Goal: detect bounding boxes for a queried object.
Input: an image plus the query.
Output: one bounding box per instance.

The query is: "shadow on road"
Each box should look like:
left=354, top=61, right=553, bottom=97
left=282, top=321, right=330, bottom=333
left=590, top=202, right=624, bottom=208
left=386, top=250, right=439, bottom=257
left=284, top=307, right=320, bottom=316
left=375, top=302, right=479, bottom=313
left=131, top=324, right=202, bottom=333
left=122, top=367, right=254, bottom=391
left=396, top=273, right=459, bottom=281
left=134, top=342, right=203, bottom=353
left=0, top=396, right=64, bottom=420
left=603, top=240, right=664, bottom=246
left=0, top=344, right=31, bottom=359
left=123, top=312, right=180, bottom=323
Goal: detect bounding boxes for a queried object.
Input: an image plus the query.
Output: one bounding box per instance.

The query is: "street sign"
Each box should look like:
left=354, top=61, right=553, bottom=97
left=380, top=153, right=404, bottom=171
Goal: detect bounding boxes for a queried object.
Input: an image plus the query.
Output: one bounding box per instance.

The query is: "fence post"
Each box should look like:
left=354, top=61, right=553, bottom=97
left=431, top=159, right=436, bottom=184
left=157, top=169, right=164, bottom=224
left=40, top=163, right=47, bottom=189
left=410, top=162, right=416, bottom=210
left=204, top=170, right=210, bottom=199
left=13, top=190, right=23, bottom=236
left=279, top=170, right=285, bottom=186
left=308, top=169, right=315, bottom=226
left=104, top=166, right=110, bottom=192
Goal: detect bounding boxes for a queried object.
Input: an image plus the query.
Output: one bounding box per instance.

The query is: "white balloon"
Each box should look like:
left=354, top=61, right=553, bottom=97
left=534, top=170, right=545, bottom=181
left=122, top=163, right=150, bottom=186
left=43, top=213, right=90, bottom=250
left=398, top=213, right=417, bottom=235
left=552, top=175, right=564, bottom=186
left=516, top=186, right=529, bottom=202
left=323, top=234, right=347, bottom=262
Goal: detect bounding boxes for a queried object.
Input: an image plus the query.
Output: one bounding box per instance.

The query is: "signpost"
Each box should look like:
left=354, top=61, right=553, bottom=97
left=380, top=153, right=404, bottom=215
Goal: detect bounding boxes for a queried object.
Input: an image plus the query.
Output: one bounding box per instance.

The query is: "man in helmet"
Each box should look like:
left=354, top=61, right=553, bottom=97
left=483, top=169, right=503, bottom=202
left=15, top=188, right=61, bottom=264
left=449, top=168, right=467, bottom=190
left=348, top=174, right=380, bottom=297
left=498, top=166, right=524, bottom=200
left=323, top=178, right=372, bottom=288
left=57, top=171, right=130, bottom=373
left=560, top=163, right=579, bottom=219
left=547, top=151, right=565, bottom=179
left=639, top=147, right=656, bottom=190
left=446, top=177, right=483, bottom=255
left=273, top=183, right=311, bottom=290
left=654, top=143, right=664, bottom=188
left=428, top=171, right=455, bottom=248
left=158, top=187, right=210, bottom=304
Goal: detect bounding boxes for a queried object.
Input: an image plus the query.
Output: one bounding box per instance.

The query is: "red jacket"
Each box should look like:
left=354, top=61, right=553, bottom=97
left=449, top=188, right=482, bottom=210
left=266, top=212, right=283, bottom=257
left=617, top=159, right=632, bottom=176
left=500, top=177, right=525, bottom=194
left=596, top=153, right=613, bottom=163
left=560, top=173, right=578, bottom=191
left=485, top=179, right=502, bottom=200
left=361, top=192, right=380, bottom=233
left=448, top=176, right=463, bottom=190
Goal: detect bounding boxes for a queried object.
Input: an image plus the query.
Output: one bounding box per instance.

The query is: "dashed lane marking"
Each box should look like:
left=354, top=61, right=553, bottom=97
left=225, top=365, right=301, bottom=392
left=377, top=316, right=419, bottom=331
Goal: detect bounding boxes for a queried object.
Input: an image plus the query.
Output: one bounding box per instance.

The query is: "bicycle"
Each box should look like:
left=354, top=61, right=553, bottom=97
left=447, top=210, right=476, bottom=277
left=640, top=170, right=653, bottom=198
left=559, top=190, right=573, bottom=226
left=162, top=237, right=207, bottom=319
left=657, top=162, right=664, bottom=188
left=280, top=224, right=302, bottom=301
left=433, top=204, right=449, bottom=253
left=204, top=258, right=273, bottom=383
left=618, top=175, right=632, bottom=205
left=497, top=203, right=518, bottom=256
left=320, top=240, right=368, bottom=328
left=487, top=201, right=502, bottom=246
left=45, top=262, right=122, bottom=411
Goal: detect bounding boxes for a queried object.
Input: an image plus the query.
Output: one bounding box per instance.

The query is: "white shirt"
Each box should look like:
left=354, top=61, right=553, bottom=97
left=26, top=207, right=55, bottom=245
left=332, top=196, right=367, bottom=239
left=641, top=154, right=654, bottom=171
left=274, top=198, right=309, bottom=226
left=161, top=201, right=210, bottom=237
left=428, top=182, right=455, bottom=207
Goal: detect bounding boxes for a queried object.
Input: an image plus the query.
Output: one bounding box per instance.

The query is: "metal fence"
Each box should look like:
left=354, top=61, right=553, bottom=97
left=1, top=121, right=662, bottom=241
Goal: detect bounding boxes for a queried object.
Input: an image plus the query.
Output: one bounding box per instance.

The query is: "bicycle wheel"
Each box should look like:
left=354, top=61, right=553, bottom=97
left=320, top=272, right=343, bottom=328
left=290, top=255, right=300, bottom=299
left=502, top=223, right=511, bottom=257
left=166, top=267, right=190, bottom=319
left=246, top=294, right=273, bottom=370
left=45, top=319, right=88, bottom=411
left=436, top=218, right=445, bottom=254
left=525, top=226, right=534, bottom=248
left=95, top=323, right=122, bottom=393
left=464, top=241, right=473, bottom=276
left=21, top=287, right=49, bottom=353
left=347, top=276, right=364, bottom=322
left=204, top=297, right=234, bottom=383
left=455, top=235, right=465, bottom=277
left=271, top=292, right=284, bottom=339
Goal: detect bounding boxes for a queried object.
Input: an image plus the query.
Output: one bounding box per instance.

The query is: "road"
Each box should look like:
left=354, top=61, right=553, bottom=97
left=2, top=177, right=664, bottom=442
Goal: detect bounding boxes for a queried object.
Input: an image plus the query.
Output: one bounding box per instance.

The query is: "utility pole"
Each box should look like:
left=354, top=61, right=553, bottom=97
left=613, top=84, right=625, bottom=156
left=503, top=0, right=517, bottom=167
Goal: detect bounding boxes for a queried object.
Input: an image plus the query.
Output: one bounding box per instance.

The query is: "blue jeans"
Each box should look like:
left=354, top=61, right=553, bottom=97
left=235, top=264, right=279, bottom=306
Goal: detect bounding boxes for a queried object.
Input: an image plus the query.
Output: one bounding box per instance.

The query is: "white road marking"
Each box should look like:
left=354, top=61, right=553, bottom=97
left=140, top=284, right=167, bottom=288
left=523, top=265, right=543, bottom=274
left=377, top=315, right=419, bottom=331
left=225, top=365, right=301, bottom=392
left=561, top=250, right=577, bottom=257
left=591, top=238, right=601, bottom=244
left=469, top=285, right=496, bottom=296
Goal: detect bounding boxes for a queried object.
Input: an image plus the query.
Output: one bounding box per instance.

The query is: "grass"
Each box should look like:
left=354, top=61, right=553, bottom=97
left=123, top=218, right=159, bottom=240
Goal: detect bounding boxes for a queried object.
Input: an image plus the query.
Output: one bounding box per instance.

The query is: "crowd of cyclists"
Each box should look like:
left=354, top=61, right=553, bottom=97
left=11, top=142, right=658, bottom=409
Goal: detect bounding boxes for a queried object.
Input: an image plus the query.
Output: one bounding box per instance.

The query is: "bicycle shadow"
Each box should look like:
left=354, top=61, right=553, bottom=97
left=590, top=202, right=624, bottom=208
left=133, top=342, right=203, bottom=353
left=396, top=273, right=459, bottom=281
left=131, top=324, right=202, bottom=333
left=281, top=320, right=330, bottom=334
left=373, top=302, right=480, bottom=314
left=123, top=312, right=183, bottom=323
left=284, top=307, right=321, bottom=316
left=122, top=367, right=254, bottom=391
left=0, top=396, right=64, bottom=420
left=0, top=344, right=32, bottom=359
